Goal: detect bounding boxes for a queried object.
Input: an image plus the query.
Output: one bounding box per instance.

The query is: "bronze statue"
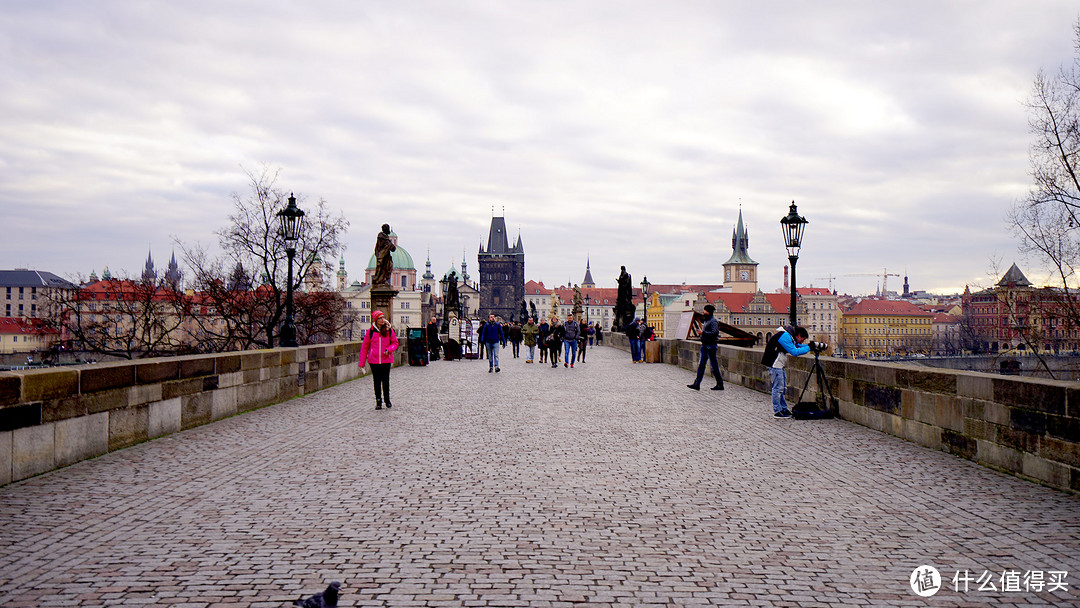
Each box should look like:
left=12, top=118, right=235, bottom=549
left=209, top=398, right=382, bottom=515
left=373, top=224, right=396, bottom=287
left=444, top=270, right=461, bottom=319
left=614, top=265, right=634, bottom=331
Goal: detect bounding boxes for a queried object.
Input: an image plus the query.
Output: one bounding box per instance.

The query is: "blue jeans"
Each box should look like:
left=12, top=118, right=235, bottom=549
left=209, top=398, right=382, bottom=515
left=638, top=339, right=647, bottom=361
left=630, top=339, right=641, bottom=362
left=564, top=339, right=578, bottom=365
left=486, top=341, right=500, bottom=369
left=527, top=344, right=536, bottom=360
left=770, top=368, right=788, bottom=413
left=692, top=344, right=723, bottom=387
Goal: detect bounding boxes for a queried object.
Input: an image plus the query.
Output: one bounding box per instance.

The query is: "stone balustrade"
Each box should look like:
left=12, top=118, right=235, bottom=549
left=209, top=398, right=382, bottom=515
left=0, top=341, right=407, bottom=485
left=606, top=332, right=1080, bottom=494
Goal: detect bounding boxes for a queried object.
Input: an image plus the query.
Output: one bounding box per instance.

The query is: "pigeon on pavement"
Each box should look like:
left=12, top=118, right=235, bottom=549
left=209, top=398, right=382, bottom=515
left=292, top=581, right=341, bottom=608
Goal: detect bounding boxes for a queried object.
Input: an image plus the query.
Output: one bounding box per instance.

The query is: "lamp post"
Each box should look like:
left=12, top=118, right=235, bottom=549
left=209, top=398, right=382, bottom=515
left=780, top=201, right=808, bottom=327
left=276, top=193, right=304, bottom=347
left=640, top=276, right=651, bottom=324
left=584, top=293, right=591, bottom=324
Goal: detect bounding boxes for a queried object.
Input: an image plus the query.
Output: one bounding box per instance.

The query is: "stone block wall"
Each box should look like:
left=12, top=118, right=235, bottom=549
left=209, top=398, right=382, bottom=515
left=0, top=341, right=408, bottom=485
left=603, top=332, right=1080, bottom=494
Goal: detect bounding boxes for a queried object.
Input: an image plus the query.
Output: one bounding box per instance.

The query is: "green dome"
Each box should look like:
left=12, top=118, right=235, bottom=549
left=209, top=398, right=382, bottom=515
left=366, top=238, right=415, bottom=271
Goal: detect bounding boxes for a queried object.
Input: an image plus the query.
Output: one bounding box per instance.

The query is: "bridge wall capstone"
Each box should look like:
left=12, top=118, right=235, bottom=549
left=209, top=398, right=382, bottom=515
left=605, top=332, right=1080, bottom=494
left=0, top=341, right=408, bottom=485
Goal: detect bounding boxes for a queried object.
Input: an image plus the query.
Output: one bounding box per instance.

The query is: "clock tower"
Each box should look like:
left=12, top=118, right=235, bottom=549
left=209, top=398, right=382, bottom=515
left=723, top=209, right=758, bottom=293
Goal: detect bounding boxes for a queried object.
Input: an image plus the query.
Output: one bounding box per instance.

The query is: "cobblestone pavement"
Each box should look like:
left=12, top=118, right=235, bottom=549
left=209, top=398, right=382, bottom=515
left=2, top=345, right=1079, bottom=607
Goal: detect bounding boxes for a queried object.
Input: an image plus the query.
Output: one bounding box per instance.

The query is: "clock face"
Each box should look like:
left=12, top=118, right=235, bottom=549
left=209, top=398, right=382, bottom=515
left=739, top=270, right=749, bottom=281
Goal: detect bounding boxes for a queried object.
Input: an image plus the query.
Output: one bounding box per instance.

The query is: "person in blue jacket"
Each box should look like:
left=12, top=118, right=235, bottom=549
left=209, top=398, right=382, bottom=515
left=760, top=326, right=811, bottom=418
left=481, top=313, right=505, bottom=373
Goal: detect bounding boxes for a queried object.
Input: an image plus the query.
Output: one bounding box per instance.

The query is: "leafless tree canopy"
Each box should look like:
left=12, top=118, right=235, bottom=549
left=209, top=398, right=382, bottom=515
left=177, top=165, right=351, bottom=349
left=1010, top=20, right=1080, bottom=330
left=1012, top=22, right=1080, bottom=280
left=45, top=275, right=191, bottom=360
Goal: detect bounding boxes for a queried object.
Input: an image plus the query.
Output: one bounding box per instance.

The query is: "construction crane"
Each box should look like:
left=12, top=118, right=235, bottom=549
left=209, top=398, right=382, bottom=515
left=845, top=269, right=901, bottom=295
left=815, top=274, right=837, bottom=291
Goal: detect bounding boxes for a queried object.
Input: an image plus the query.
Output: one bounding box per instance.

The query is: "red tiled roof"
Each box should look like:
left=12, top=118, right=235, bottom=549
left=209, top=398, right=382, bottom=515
left=841, top=299, right=932, bottom=316
left=0, top=317, right=57, bottom=335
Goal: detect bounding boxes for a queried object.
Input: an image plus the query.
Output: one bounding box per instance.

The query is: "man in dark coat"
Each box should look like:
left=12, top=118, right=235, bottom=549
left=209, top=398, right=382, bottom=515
left=687, top=304, right=724, bottom=391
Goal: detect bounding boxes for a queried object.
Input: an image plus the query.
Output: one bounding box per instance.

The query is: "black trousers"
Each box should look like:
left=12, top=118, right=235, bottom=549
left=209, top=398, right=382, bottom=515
left=370, top=363, right=391, bottom=402
left=692, top=344, right=724, bottom=387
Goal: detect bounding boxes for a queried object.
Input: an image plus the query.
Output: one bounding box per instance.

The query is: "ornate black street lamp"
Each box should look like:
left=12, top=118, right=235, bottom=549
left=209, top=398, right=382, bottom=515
left=276, top=193, right=304, bottom=347
left=584, top=293, right=591, bottom=324
left=640, top=276, right=651, bottom=324
left=780, top=201, right=808, bottom=327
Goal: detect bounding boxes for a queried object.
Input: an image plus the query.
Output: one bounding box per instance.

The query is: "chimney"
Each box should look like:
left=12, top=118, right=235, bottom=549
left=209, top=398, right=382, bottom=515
left=783, top=265, right=789, bottom=293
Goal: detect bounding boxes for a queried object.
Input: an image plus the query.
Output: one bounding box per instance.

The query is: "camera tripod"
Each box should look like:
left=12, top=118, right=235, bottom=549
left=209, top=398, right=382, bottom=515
left=795, top=350, right=838, bottom=415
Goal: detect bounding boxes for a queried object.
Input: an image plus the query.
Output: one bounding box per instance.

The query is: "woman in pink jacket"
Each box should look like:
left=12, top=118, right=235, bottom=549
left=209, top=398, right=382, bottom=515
left=358, top=310, right=399, bottom=409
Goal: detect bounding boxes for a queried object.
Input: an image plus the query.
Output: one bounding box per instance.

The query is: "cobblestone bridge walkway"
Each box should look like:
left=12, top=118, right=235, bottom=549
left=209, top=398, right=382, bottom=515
left=2, top=345, right=1079, bottom=607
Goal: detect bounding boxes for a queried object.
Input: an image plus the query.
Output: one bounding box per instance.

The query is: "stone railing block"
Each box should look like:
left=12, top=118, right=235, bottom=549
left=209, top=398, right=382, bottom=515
left=80, top=363, right=135, bottom=394
left=108, top=405, right=149, bottom=451
left=148, top=397, right=182, bottom=439
left=135, top=360, right=179, bottom=385
left=993, top=377, right=1066, bottom=415
left=55, top=412, right=108, bottom=468
left=13, top=423, right=54, bottom=480
left=0, top=431, right=10, bottom=485
left=179, top=356, right=216, bottom=379
left=0, top=374, right=20, bottom=407
left=21, top=369, right=79, bottom=402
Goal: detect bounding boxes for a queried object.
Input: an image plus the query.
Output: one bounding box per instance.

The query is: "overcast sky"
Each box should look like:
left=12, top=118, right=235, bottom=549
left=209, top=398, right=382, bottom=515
left=2, top=1, right=1077, bottom=295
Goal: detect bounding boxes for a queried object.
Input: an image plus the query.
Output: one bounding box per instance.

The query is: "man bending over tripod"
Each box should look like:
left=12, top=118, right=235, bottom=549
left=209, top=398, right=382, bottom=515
left=761, top=326, right=819, bottom=418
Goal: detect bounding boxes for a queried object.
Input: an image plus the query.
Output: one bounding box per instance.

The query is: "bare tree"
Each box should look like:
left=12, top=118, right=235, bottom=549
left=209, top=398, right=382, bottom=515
left=45, top=275, right=191, bottom=360
left=1010, top=20, right=1080, bottom=330
left=177, top=166, right=350, bottom=349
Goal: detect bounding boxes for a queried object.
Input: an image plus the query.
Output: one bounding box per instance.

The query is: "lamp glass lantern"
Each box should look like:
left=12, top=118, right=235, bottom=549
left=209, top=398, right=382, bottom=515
left=277, top=193, right=305, bottom=250
left=780, top=201, right=807, bottom=259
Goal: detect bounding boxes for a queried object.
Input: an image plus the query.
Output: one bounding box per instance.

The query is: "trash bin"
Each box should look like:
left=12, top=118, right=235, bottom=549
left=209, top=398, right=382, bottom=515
left=645, top=340, right=661, bottom=363
left=407, top=328, right=428, bottom=366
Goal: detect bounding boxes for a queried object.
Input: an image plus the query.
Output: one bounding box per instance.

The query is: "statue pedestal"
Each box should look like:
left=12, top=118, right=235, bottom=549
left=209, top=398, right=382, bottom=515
left=370, top=286, right=398, bottom=324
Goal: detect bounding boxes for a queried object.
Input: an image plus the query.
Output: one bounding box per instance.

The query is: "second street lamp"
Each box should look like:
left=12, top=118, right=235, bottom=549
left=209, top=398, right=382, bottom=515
left=276, top=193, right=305, bottom=348
left=640, top=276, right=651, bottom=325
left=780, top=201, right=808, bottom=327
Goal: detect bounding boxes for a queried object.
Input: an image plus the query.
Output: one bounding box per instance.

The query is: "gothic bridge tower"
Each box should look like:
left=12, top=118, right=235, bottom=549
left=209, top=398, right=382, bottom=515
left=477, top=215, right=525, bottom=321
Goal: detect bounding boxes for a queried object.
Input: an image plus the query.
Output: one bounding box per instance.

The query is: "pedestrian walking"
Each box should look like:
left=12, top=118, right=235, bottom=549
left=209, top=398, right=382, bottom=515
left=595, top=323, right=603, bottom=345
left=760, top=325, right=812, bottom=418
left=426, top=317, right=441, bottom=361
left=509, top=322, right=523, bottom=358
left=547, top=317, right=564, bottom=368
left=481, top=313, right=505, bottom=373
left=577, top=319, right=589, bottom=363
left=538, top=318, right=550, bottom=363
left=357, top=310, right=399, bottom=410
left=625, top=318, right=641, bottom=362
left=635, top=321, right=652, bottom=365
left=476, top=319, right=486, bottom=360
left=562, top=314, right=581, bottom=368
left=522, top=317, right=539, bottom=363
left=687, top=304, right=725, bottom=391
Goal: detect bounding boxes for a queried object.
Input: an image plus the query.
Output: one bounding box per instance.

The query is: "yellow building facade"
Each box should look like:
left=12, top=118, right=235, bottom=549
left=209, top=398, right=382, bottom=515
left=839, top=299, right=933, bottom=357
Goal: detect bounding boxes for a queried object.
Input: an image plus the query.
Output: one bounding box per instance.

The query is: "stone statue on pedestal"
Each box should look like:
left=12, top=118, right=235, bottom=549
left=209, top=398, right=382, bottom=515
left=373, top=224, right=396, bottom=287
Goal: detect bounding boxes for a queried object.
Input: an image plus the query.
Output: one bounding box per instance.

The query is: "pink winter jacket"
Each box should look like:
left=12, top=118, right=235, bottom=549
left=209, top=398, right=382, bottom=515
left=358, top=326, right=399, bottom=367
